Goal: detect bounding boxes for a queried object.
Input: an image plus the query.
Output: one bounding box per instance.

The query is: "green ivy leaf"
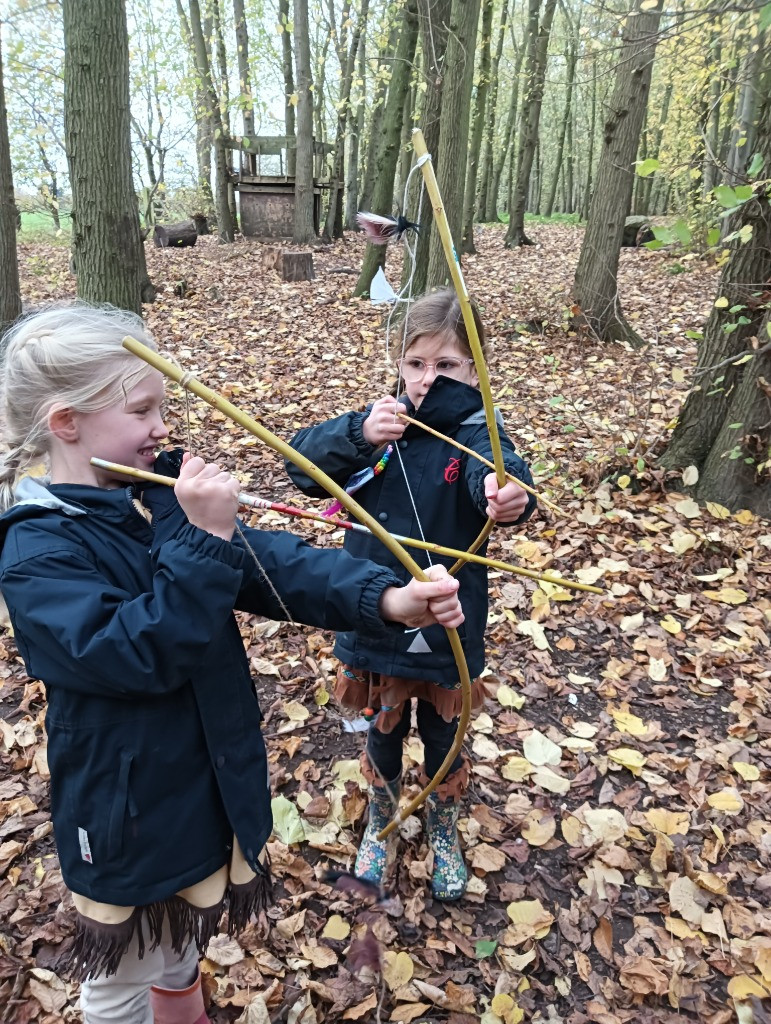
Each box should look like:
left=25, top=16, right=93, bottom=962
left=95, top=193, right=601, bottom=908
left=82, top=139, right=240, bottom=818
left=713, top=185, right=738, bottom=208
left=672, top=219, right=692, bottom=246
left=475, top=940, right=498, bottom=958
left=747, top=151, right=764, bottom=177
left=636, top=158, right=660, bottom=177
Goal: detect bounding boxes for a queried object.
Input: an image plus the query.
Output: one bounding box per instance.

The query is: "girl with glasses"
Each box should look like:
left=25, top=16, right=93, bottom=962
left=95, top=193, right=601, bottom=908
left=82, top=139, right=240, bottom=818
left=286, top=287, right=536, bottom=901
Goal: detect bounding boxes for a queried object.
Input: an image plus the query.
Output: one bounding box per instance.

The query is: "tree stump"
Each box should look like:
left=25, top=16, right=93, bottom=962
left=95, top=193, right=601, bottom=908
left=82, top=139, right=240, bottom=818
left=622, top=215, right=653, bottom=247
left=154, top=221, right=199, bottom=248
left=280, top=250, right=315, bottom=282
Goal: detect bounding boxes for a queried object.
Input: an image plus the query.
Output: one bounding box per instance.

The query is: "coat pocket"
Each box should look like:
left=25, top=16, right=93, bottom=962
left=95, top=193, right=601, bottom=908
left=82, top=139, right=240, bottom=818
left=107, top=750, right=135, bottom=859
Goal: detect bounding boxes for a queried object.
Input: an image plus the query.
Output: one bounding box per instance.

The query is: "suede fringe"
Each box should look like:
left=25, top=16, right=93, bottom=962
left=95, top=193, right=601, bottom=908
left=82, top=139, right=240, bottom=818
left=60, top=863, right=273, bottom=982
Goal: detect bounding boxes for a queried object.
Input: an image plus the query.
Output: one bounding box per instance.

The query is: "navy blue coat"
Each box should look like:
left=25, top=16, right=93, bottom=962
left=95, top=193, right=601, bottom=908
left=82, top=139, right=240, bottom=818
left=0, top=450, right=400, bottom=906
left=286, top=376, right=536, bottom=683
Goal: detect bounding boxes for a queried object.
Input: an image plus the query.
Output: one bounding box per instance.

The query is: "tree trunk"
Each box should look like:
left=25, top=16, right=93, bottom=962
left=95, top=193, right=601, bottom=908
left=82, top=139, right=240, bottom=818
left=724, top=31, right=765, bottom=186
left=292, top=0, right=316, bottom=243
left=279, top=0, right=296, bottom=176
left=62, top=0, right=154, bottom=312
left=639, top=81, right=671, bottom=214
left=359, top=18, right=400, bottom=211
left=571, top=0, right=662, bottom=346
left=702, top=30, right=722, bottom=196
left=580, top=51, right=597, bottom=221
left=344, top=31, right=366, bottom=229
left=175, top=1, right=213, bottom=214
left=324, top=0, right=369, bottom=241
left=210, top=0, right=238, bottom=229
left=487, top=38, right=523, bottom=222
left=544, top=14, right=578, bottom=218
left=0, top=26, right=21, bottom=334
left=354, top=0, right=419, bottom=297
left=662, top=69, right=771, bottom=514
left=405, top=0, right=452, bottom=294
left=426, top=0, right=482, bottom=289
left=505, top=0, right=557, bottom=247
left=477, top=0, right=508, bottom=222
left=187, top=0, right=235, bottom=242
left=460, top=0, right=493, bottom=254
left=233, top=0, right=256, bottom=142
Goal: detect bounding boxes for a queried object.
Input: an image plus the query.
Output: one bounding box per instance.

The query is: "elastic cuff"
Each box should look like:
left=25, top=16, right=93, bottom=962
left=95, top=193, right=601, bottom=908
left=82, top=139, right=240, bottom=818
left=349, top=413, right=376, bottom=455
left=358, top=571, right=401, bottom=634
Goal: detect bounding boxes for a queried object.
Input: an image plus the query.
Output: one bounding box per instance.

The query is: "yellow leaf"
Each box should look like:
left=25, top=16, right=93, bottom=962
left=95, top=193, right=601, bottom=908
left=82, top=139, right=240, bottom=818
left=706, top=501, right=731, bottom=519
left=502, top=757, right=533, bottom=782
left=382, top=950, right=413, bottom=991
left=703, top=587, right=748, bottom=605
left=497, top=684, right=525, bottom=710
left=707, top=788, right=744, bottom=813
left=682, top=465, right=699, bottom=486
left=672, top=367, right=685, bottom=383
left=491, top=994, right=515, bottom=1016
left=727, top=975, right=768, bottom=999
left=617, top=475, right=631, bottom=489
left=505, top=899, right=554, bottom=940
left=660, top=615, right=681, bottom=634
left=521, top=808, right=556, bottom=846
left=531, top=766, right=570, bottom=794
left=584, top=808, right=628, bottom=843
left=675, top=498, right=701, bottom=518
left=517, top=619, right=551, bottom=650
left=314, top=687, right=330, bottom=706
left=734, top=509, right=755, bottom=524
left=732, top=761, right=760, bottom=782
left=322, top=914, right=350, bottom=940
left=289, top=92, right=299, bottom=106
left=608, top=747, right=647, bottom=775
left=644, top=808, right=690, bottom=836
left=671, top=529, right=697, bottom=554
left=714, top=296, right=729, bottom=308
left=611, top=708, right=648, bottom=736
left=522, top=729, right=562, bottom=766
left=283, top=700, right=309, bottom=722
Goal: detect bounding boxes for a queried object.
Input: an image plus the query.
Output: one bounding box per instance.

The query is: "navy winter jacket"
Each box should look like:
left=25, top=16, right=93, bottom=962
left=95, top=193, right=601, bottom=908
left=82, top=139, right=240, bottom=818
left=286, top=376, right=536, bottom=683
left=0, top=450, right=400, bottom=906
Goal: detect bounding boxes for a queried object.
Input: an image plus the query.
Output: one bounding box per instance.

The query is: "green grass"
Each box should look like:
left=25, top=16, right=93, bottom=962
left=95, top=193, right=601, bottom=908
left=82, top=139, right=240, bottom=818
left=18, top=211, right=71, bottom=242
left=493, top=211, right=583, bottom=226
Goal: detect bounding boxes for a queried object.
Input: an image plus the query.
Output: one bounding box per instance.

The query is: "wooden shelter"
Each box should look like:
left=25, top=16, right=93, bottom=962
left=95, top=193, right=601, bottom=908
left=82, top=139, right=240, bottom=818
left=229, top=135, right=334, bottom=240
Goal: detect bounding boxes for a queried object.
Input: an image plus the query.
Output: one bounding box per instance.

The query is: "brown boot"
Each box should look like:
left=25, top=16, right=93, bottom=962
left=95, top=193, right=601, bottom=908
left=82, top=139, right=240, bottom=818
left=150, top=965, right=210, bottom=1024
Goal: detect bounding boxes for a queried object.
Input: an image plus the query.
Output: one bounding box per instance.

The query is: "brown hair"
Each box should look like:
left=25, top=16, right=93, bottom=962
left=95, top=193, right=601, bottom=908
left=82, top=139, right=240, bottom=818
left=398, top=287, right=487, bottom=359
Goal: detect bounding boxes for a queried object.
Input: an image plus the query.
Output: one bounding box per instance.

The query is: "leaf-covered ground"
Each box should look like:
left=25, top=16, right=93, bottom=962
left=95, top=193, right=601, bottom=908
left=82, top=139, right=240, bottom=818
left=1, top=225, right=770, bottom=1024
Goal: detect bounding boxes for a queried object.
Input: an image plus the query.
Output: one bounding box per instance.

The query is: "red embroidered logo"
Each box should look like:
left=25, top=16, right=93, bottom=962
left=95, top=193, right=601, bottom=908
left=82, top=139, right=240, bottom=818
left=444, top=457, right=461, bottom=484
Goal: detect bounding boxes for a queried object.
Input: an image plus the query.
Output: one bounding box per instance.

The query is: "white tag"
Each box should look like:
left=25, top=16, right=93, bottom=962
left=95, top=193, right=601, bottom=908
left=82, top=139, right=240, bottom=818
left=78, top=827, right=93, bottom=864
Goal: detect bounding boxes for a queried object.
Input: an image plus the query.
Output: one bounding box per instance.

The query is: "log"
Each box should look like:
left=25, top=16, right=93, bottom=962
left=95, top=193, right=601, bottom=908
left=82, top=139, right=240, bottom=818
left=154, top=221, right=199, bottom=248
left=280, top=250, right=315, bottom=282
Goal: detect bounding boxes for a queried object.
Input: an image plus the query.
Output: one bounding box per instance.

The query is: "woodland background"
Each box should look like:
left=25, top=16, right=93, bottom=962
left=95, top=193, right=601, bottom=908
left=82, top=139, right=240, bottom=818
left=0, top=0, right=771, bottom=1022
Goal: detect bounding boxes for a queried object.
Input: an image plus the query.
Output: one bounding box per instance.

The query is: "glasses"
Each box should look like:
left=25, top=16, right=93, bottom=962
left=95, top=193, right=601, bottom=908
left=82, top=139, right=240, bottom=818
left=398, top=356, right=475, bottom=382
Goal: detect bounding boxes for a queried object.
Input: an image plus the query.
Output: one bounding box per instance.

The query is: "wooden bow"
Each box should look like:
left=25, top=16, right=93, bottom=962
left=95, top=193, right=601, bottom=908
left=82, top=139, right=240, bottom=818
left=122, top=338, right=472, bottom=840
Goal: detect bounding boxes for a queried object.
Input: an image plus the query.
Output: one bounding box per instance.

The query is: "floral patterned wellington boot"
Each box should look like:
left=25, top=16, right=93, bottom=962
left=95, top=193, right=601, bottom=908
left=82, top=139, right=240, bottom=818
left=426, top=794, right=468, bottom=901
left=354, top=775, right=401, bottom=885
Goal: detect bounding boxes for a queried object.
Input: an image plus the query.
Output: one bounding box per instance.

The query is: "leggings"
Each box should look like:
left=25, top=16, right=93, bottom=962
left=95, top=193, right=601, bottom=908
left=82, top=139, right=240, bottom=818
left=79, top=917, right=198, bottom=1024
left=366, top=699, right=462, bottom=782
